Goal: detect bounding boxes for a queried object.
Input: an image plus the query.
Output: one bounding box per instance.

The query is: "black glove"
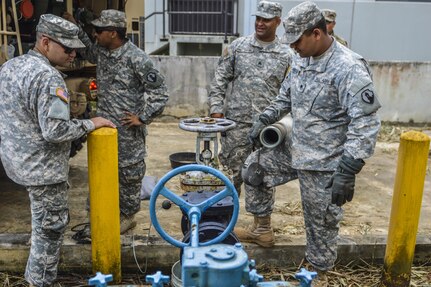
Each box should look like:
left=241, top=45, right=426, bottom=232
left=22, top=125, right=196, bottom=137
left=247, top=120, right=266, bottom=146
left=326, top=154, right=365, bottom=206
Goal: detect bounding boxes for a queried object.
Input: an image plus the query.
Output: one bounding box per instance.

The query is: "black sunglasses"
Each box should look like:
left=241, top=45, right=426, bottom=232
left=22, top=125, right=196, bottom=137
left=94, top=27, right=117, bottom=34
left=46, top=37, right=75, bottom=54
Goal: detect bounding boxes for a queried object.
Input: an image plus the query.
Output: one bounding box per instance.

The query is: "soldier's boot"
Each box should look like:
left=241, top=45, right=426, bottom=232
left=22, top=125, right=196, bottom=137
left=234, top=215, right=274, bottom=247
left=120, top=214, right=137, bottom=234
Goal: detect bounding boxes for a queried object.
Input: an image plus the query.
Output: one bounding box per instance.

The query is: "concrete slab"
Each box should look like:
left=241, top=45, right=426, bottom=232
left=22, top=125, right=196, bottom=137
left=1, top=122, right=430, bottom=273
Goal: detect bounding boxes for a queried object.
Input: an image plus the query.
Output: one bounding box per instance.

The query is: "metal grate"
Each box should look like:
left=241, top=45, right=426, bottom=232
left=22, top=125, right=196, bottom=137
left=168, top=0, right=237, bottom=35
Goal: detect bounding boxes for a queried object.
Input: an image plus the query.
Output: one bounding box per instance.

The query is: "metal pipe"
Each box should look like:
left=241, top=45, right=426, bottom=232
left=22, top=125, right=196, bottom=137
left=381, top=131, right=430, bottom=286
left=162, top=0, right=166, bottom=39
left=168, top=11, right=224, bottom=15
left=259, top=115, right=293, bottom=149
left=144, top=11, right=165, bottom=20
left=224, top=0, right=228, bottom=43
left=88, top=128, right=121, bottom=283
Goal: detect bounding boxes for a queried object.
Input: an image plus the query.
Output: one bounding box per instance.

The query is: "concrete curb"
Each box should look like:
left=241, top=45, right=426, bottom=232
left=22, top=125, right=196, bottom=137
left=1, top=233, right=430, bottom=273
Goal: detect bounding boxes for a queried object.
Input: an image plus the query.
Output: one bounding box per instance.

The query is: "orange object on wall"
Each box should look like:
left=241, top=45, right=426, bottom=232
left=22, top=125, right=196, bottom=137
left=20, top=0, right=34, bottom=20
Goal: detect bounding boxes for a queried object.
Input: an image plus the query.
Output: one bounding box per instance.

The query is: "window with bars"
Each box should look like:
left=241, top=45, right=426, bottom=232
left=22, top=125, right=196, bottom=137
left=168, top=0, right=237, bottom=35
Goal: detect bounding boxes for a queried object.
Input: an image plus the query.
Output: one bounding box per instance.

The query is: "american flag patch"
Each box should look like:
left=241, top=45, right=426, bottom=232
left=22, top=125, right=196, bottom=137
left=55, top=87, right=69, bottom=103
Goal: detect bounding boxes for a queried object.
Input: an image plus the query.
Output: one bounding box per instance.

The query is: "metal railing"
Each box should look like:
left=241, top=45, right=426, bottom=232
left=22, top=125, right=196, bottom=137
left=168, top=0, right=239, bottom=39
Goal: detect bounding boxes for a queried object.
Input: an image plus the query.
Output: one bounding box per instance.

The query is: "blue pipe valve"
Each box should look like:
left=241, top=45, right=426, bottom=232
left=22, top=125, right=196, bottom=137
left=249, top=269, right=264, bottom=286
left=88, top=272, right=113, bottom=287
left=295, top=268, right=318, bottom=287
left=146, top=271, right=170, bottom=287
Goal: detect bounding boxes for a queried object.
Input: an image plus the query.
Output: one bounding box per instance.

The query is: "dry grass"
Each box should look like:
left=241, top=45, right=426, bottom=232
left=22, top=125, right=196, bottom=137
left=274, top=201, right=303, bottom=216
left=258, top=260, right=431, bottom=287
left=3, top=261, right=430, bottom=286
left=378, top=122, right=431, bottom=143
left=0, top=272, right=152, bottom=287
left=0, top=272, right=28, bottom=287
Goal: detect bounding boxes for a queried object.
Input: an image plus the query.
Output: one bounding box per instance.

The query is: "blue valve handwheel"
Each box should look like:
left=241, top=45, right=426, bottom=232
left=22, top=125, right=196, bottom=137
left=149, top=164, right=239, bottom=248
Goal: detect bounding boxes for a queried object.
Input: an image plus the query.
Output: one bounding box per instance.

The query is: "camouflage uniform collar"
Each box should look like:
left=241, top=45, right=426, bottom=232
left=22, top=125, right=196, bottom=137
left=300, top=37, right=337, bottom=72
left=100, top=39, right=130, bottom=58
left=251, top=34, right=283, bottom=52
left=28, top=49, right=50, bottom=65
left=28, top=49, right=67, bottom=78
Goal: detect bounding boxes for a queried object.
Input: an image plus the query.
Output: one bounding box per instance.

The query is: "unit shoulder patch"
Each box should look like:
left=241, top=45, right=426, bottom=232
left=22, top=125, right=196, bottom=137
left=361, top=89, right=374, bottom=104
left=143, top=69, right=163, bottom=88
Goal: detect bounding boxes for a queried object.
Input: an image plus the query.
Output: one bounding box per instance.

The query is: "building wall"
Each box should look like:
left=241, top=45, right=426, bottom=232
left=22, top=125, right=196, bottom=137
left=143, top=0, right=431, bottom=61
left=143, top=0, right=168, bottom=53
left=125, top=0, right=145, bottom=32
left=151, top=56, right=431, bottom=123
left=244, top=0, right=431, bottom=62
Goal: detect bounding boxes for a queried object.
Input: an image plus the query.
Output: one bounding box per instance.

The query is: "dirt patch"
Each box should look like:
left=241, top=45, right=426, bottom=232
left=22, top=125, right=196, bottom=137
left=1, top=121, right=431, bottom=286
left=1, top=121, right=430, bottom=250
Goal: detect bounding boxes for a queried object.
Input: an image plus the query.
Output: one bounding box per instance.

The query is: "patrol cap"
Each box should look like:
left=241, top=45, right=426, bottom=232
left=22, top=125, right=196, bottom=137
left=36, top=14, right=85, bottom=49
left=91, top=9, right=127, bottom=28
left=252, top=1, right=282, bottom=19
left=282, top=1, right=324, bottom=44
left=322, top=9, right=337, bottom=22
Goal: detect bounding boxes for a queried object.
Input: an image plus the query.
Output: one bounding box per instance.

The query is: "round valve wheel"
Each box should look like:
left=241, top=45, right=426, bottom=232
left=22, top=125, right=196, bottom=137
left=179, top=117, right=236, bottom=133
left=149, top=164, right=239, bottom=248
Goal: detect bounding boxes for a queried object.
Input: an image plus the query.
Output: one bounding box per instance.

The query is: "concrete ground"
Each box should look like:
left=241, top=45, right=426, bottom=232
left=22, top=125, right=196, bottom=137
left=1, top=121, right=430, bottom=275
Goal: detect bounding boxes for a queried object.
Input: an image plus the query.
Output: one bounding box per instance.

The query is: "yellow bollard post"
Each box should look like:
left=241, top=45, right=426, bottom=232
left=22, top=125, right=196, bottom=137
left=87, top=127, right=121, bottom=283
left=381, top=131, right=430, bottom=287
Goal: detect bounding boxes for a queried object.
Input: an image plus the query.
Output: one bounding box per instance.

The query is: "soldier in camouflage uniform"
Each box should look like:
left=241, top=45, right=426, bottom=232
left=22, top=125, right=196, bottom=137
left=0, top=14, right=115, bottom=287
left=322, top=9, right=348, bottom=47
left=64, top=10, right=169, bottom=233
left=208, top=0, right=292, bottom=197
left=243, top=1, right=381, bottom=281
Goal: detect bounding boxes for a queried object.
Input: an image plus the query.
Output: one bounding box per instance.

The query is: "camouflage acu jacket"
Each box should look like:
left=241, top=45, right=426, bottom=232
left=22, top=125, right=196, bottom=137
left=209, top=34, right=292, bottom=123
left=261, top=40, right=381, bottom=171
left=0, top=50, right=94, bottom=186
left=78, top=30, right=169, bottom=167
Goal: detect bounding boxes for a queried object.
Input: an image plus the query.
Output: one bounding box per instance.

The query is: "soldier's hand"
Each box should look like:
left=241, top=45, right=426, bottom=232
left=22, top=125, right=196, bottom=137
left=326, top=155, right=365, bottom=206
left=91, top=117, right=116, bottom=129
left=63, top=12, right=77, bottom=25
left=326, top=172, right=356, bottom=206
left=248, top=120, right=266, bottom=147
left=121, top=111, right=143, bottom=128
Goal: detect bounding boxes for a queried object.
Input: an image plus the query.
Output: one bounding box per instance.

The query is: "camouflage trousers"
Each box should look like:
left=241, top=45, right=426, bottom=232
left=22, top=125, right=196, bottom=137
left=218, top=123, right=254, bottom=194
left=244, top=140, right=297, bottom=215
left=25, top=182, right=69, bottom=287
left=119, top=159, right=146, bottom=216
left=244, top=144, right=343, bottom=270
left=299, top=170, right=343, bottom=271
